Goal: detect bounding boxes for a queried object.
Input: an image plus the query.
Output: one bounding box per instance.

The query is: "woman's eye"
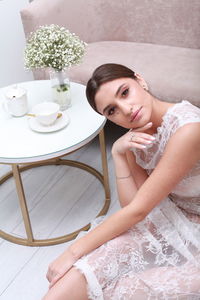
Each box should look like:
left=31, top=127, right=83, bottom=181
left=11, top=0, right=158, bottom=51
left=108, top=107, right=115, bottom=116
left=122, top=88, right=129, bottom=97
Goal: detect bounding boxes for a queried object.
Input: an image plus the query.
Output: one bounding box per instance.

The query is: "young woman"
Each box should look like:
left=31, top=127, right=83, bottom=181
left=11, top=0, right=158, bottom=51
left=43, top=64, right=200, bottom=299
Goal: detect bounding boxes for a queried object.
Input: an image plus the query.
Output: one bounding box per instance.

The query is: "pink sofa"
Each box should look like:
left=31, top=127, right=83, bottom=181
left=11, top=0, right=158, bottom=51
left=20, top=0, right=200, bottom=107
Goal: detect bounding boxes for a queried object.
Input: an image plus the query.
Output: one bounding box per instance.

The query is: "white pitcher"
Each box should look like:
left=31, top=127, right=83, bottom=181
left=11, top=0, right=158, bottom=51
left=4, top=85, right=28, bottom=117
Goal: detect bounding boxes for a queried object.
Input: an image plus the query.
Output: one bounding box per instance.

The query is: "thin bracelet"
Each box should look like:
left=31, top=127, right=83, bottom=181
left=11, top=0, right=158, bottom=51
left=116, top=173, right=132, bottom=180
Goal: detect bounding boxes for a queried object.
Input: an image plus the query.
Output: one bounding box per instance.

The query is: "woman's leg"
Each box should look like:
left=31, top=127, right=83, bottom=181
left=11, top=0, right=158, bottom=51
left=42, top=267, right=88, bottom=300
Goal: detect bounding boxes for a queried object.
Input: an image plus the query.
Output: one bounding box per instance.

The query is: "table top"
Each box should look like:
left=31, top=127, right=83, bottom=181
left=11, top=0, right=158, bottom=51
left=0, top=80, right=106, bottom=164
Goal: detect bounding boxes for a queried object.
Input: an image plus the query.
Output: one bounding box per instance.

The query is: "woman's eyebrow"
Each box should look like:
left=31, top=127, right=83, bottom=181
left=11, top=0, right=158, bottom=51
left=115, top=84, right=125, bottom=97
left=102, top=83, right=126, bottom=115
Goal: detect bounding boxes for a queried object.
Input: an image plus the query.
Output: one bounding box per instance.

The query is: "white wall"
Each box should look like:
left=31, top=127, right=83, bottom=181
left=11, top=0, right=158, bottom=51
left=0, top=0, right=33, bottom=88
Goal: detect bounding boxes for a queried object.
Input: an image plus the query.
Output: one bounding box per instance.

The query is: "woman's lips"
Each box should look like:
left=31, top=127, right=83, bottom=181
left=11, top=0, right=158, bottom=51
left=130, top=107, right=142, bottom=122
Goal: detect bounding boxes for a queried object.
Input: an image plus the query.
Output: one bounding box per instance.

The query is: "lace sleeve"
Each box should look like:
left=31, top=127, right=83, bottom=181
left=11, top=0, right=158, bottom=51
left=168, top=100, right=200, bottom=132
left=131, top=101, right=200, bottom=171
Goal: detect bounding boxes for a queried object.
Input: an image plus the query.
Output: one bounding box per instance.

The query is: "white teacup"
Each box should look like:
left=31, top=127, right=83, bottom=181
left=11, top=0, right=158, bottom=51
left=32, top=102, right=60, bottom=126
left=4, top=85, right=28, bottom=117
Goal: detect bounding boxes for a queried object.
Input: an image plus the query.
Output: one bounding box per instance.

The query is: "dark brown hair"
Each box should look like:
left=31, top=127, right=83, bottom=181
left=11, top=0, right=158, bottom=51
left=86, top=63, right=137, bottom=114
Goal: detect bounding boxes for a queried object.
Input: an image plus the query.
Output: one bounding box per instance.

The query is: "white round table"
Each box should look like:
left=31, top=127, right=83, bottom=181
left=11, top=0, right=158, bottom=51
left=0, top=80, right=110, bottom=246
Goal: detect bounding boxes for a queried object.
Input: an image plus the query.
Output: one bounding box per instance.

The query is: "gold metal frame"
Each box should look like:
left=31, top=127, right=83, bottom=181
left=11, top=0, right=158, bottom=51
left=0, top=129, right=110, bottom=246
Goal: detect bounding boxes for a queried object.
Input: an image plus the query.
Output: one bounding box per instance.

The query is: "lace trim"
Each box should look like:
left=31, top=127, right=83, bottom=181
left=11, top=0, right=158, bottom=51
left=74, top=259, right=104, bottom=300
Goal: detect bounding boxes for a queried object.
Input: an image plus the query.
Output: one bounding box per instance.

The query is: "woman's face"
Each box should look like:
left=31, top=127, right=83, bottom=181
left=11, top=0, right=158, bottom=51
left=95, top=77, right=153, bottom=129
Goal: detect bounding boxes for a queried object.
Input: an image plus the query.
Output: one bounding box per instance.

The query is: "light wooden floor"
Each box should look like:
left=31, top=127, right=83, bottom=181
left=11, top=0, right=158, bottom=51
left=0, top=122, right=125, bottom=300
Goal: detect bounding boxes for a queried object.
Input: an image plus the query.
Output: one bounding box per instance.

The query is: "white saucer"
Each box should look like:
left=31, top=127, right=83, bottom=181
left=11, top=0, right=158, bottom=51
left=28, top=112, right=70, bottom=133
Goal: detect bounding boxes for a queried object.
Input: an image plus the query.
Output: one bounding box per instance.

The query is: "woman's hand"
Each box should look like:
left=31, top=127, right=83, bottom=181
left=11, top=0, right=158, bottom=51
left=46, top=248, right=78, bottom=288
left=112, top=122, right=155, bottom=155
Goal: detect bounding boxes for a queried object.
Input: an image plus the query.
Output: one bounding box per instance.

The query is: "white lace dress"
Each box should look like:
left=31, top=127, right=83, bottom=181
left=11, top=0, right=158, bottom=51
left=74, top=101, right=200, bottom=300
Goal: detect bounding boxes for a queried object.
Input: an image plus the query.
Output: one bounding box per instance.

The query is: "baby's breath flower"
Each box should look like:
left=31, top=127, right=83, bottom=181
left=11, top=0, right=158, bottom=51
left=24, top=24, right=87, bottom=71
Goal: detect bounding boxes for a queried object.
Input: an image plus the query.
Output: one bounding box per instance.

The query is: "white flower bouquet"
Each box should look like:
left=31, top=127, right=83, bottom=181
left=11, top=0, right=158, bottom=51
left=24, top=24, right=87, bottom=110
left=24, top=24, right=86, bottom=71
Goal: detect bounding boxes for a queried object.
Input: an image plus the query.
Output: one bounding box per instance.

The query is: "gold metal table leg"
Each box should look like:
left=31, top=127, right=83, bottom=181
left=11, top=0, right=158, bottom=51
left=0, top=130, right=111, bottom=246
left=99, top=129, right=110, bottom=207
left=12, top=164, right=34, bottom=243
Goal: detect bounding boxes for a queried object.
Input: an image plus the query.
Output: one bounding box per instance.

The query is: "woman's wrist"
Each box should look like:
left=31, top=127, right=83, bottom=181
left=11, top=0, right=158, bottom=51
left=112, top=152, right=129, bottom=168
left=68, top=238, right=86, bottom=261
left=67, top=245, right=81, bottom=262
left=112, top=150, right=132, bottom=178
left=112, top=148, right=127, bottom=158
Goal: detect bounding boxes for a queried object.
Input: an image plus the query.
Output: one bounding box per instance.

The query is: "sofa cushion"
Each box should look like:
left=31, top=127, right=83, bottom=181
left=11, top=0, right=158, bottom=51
left=69, top=41, right=200, bottom=107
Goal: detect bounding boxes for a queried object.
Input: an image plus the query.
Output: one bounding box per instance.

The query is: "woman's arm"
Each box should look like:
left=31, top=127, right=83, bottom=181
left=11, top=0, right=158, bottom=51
left=113, top=151, right=149, bottom=207
left=47, top=122, right=200, bottom=287
left=70, top=123, right=200, bottom=252
left=112, top=122, right=153, bottom=207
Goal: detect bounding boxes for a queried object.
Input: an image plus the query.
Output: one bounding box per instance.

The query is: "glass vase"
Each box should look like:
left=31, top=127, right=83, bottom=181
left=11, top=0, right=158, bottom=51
left=50, top=68, right=71, bottom=110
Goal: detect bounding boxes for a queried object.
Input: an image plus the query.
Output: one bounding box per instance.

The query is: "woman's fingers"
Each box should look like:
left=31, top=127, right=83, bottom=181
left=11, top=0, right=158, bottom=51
left=129, top=131, right=155, bottom=142
left=128, top=122, right=155, bottom=147
left=112, top=122, right=155, bottom=154
left=130, top=132, right=155, bottom=141
left=128, top=129, right=155, bottom=150
left=131, top=136, right=155, bottom=145
left=129, top=139, right=153, bottom=150
left=49, top=274, right=63, bottom=289
left=45, top=248, right=77, bottom=289
left=131, top=122, right=153, bottom=132
left=46, top=265, right=61, bottom=282
left=129, top=142, right=147, bottom=150
left=46, top=268, right=52, bottom=282
left=46, top=267, right=67, bottom=289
